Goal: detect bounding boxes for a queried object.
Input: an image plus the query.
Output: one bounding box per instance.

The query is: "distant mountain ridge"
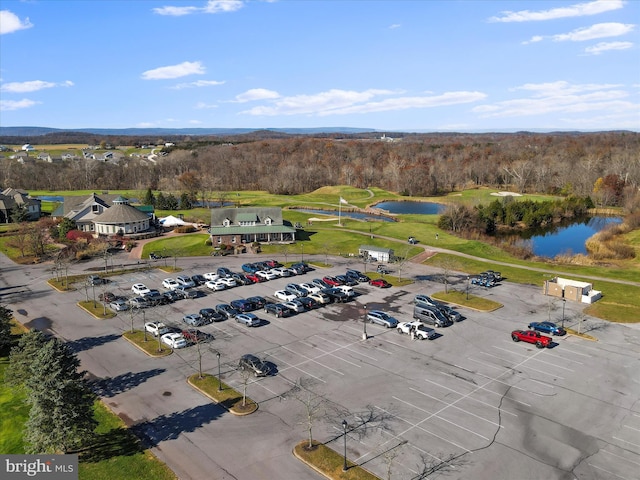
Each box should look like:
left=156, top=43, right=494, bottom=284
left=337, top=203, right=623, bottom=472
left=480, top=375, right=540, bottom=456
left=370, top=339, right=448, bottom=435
left=0, top=126, right=377, bottom=137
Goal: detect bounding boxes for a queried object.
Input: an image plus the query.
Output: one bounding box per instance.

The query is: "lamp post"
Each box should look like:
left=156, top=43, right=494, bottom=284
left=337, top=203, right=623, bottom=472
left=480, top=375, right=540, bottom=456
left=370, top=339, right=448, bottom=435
left=466, top=275, right=470, bottom=300
left=301, top=242, right=304, bottom=263
left=342, top=420, right=348, bottom=472
left=562, top=299, right=566, bottom=328
left=362, top=305, right=368, bottom=340
left=216, top=352, right=222, bottom=391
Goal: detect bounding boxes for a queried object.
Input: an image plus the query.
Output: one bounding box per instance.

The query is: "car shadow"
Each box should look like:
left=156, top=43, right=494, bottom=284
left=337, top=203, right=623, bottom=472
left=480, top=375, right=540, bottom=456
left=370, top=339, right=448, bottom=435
left=257, top=319, right=271, bottom=327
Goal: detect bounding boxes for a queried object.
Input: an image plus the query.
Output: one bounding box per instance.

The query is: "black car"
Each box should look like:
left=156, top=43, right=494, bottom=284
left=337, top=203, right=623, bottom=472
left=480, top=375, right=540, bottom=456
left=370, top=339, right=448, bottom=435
left=217, top=267, right=233, bottom=278
left=246, top=296, right=267, bottom=308
left=290, top=262, right=311, bottom=274
left=98, top=291, right=118, bottom=303
left=163, top=290, right=181, bottom=303
left=182, top=329, right=213, bottom=344
left=199, top=308, right=224, bottom=322
left=264, top=302, right=292, bottom=318
left=191, top=274, right=207, bottom=286
left=175, top=286, right=198, bottom=299
left=297, top=296, right=318, bottom=309
left=323, top=288, right=349, bottom=303
left=312, top=278, right=331, bottom=289
left=335, top=275, right=358, bottom=286
left=145, top=289, right=167, bottom=306
left=345, top=269, right=370, bottom=283
left=230, top=299, right=257, bottom=312
left=239, top=354, right=271, bottom=377
left=232, top=273, right=255, bottom=285
left=216, top=304, right=240, bottom=319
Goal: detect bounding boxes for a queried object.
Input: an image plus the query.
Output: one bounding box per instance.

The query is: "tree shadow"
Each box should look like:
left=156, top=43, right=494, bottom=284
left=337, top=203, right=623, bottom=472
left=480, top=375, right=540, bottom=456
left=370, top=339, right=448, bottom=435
left=89, top=368, right=166, bottom=398
left=81, top=427, right=145, bottom=462
left=67, top=333, right=121, bottom=354
left=131, top=403, right=225, bottom=448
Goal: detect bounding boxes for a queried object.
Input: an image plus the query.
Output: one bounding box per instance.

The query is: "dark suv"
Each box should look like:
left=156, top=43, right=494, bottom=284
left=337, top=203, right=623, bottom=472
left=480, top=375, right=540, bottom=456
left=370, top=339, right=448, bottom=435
left=345, top=269, right=370, bottom=283
left=230, top=299, right=257, bottom=312
left=264, top=303, right=292, bottom=318
left=239, top=354, right=270, bottom=377
left=216, top=304, right=239, bottom=319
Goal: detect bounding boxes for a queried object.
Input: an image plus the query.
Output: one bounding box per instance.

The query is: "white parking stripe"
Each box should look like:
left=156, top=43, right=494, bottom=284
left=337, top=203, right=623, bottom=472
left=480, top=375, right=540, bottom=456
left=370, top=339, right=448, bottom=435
left=299, top=341, right=362, bottom=368
left=425, top=377, right=518, bottom=417
left=601, top=449, right=640, bottom=467
left=613, top=436, right=640, bottom=449
left=409, top=387, right=503, bottom=428
left=323, top=338, right=380, bottom=361
left=281, top=345, right=345, bottom=375
left=588, top=463, right=630, bottom=480
left=623, top=425, right=640, bottom=433
left=267, top=353, right=326, bottom=383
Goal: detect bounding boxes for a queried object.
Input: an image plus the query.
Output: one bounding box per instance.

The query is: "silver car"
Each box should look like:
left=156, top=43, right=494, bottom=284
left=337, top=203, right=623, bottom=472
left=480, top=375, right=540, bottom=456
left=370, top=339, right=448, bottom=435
left=367, top=310, right=399, bottom=328
left=235, top=313, right=261, bottom=327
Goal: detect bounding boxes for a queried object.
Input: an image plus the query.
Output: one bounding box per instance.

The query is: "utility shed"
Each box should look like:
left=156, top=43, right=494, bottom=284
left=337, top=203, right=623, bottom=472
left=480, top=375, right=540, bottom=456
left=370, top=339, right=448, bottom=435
left=359, top=245, right=394, bottom=263
left=543, top=277, right=602, bottom=304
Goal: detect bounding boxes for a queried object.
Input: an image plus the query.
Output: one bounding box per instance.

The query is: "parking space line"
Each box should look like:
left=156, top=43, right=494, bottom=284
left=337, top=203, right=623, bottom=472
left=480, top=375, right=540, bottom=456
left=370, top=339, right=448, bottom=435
left=486, top=350, right=566, bottom=379
left=493, top=345, right=575, bottom=373
left=543, top=350, right=585, bottom=365
left=623, top=425, right=640, bottom=433
left=463, top=362, right=557, bottom=397
left=264, top=353, right=326, bottom=383
left=323, top=338, right=380, bottom=362
left=280, top=345, right=345, bottom=376
left=299, top=341, right=363, bottom=368
left=434, top=372, right=531, bottom=407
left=587, top=463, right=630, bottom=480
left=601, top=449, right=640, bottom=467
left=613, top=436, right=640, bottom=449
left=425, top=377, right=518, bottom=417
left=374, top=406, right=472, bottom=453
left=408, top=387, right=503, bottom=428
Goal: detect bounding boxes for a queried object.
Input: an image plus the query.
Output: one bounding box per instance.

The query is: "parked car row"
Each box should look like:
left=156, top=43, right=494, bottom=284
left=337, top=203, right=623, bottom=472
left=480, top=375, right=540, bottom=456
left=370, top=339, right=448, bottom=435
left=471, top=270, right=502, bottom=288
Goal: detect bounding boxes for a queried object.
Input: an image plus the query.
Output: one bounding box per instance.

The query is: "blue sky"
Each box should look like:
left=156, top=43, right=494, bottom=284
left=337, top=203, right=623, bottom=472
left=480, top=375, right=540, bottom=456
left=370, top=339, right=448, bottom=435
left=1, top=0, right=638, bottom=131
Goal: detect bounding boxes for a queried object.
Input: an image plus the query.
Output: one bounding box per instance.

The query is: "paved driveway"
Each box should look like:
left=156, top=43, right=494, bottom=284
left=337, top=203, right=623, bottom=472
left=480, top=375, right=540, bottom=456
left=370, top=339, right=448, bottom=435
left=1, top=253, right=639, bottom=480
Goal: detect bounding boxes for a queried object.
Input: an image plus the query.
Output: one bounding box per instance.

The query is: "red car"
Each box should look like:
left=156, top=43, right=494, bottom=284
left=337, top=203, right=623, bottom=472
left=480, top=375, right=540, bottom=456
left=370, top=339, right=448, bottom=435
left=511, top=330, right=552, bottom=348
left=245, top=273, right=264, bottom=283
left=322, top=276, right=341, bottom=286
left=369, top=278, right=391, bottom=288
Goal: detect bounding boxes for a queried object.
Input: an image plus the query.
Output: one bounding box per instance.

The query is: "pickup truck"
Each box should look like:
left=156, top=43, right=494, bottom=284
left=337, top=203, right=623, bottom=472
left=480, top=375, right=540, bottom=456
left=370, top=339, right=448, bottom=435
left=397, top=321, right=436, bottom=340
left=511, top=330, right=552, bottom=348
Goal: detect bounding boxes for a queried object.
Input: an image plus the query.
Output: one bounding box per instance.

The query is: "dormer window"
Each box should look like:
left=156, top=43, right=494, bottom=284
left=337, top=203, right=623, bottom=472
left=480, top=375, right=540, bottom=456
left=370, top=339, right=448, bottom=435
left=92, top=204, right=100, bottom=213
left=223, top=218, right=231, bottom=227
left=264, top=217, right=272, bottom=225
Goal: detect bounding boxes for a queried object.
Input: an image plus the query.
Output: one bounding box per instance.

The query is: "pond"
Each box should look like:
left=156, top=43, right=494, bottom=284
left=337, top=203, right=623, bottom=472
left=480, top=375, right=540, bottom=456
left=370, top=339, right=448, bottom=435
left=374, top=201, right=446, bottom=215
left=294, top=209, right=396, bottom=222
left=514, top=216, right=623, bottom=257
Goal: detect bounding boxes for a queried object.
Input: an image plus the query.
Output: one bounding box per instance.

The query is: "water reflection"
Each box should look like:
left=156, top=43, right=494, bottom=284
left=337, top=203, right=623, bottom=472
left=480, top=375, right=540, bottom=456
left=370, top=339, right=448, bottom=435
left=294, top=209, right=395, bottom=222
left=374, top=201, right=445, bottom=215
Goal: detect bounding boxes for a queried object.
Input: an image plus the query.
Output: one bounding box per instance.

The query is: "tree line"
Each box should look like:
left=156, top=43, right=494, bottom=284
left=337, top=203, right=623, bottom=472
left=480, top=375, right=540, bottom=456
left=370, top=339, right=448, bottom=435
left=1, top=131, right=638, bottom=208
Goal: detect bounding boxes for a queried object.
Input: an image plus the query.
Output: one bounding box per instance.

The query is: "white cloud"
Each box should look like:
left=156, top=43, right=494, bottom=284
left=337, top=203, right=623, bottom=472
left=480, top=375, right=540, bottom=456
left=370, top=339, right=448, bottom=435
left=472, top=81, right=637, bottom=120
left=141, top=61, right=205, bottom=80
left=171, top=79, right=225, bottom=89
left=0, top=98, right=39, bottom=111
left=585, top=41, right=634, bottom=54
left=0, top=10, right=33, bottom=35
left=0, top=80, right=73, bottom=93
left=153, top=0, right=244, bottom=16
left=389, top=24, right=401, bottom=29
left=234, top=88, right=280, bottom=102
left=188, top=119, right=203, bottom=124
left=195, top=102, right=218, bottom=109
left=489, top=0, right=624, bottom=23
left=553, top=22, right=634, bottom=41
left=239, top=88, right=486, bottom=117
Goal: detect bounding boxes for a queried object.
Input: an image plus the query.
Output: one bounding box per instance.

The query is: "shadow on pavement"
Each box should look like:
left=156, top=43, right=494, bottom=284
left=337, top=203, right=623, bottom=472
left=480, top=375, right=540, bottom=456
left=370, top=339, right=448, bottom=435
left=89, top=368, right=167, bottom=398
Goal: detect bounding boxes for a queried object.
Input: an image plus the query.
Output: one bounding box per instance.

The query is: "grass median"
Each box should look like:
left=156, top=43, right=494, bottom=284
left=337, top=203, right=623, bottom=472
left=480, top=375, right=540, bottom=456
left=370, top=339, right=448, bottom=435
left=187, top=373, right=258, bottom=415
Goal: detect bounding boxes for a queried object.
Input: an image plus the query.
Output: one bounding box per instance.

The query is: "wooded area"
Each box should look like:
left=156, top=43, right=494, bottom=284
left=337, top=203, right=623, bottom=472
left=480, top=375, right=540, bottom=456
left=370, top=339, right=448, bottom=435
left=1, top=131, right=638, bottom=207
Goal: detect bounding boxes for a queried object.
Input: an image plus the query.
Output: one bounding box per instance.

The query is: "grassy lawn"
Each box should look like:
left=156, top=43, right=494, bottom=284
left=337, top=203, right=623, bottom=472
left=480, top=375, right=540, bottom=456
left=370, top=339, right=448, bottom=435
left=431, top=291, right=503, bottom=311
left=294, top=441, right=380, bottom=480
left=141, top=234, right=211, bottom=259
left=187, top=374, right=258, bottom=414
left=122, top=331, right=172, bottom=357
left=78, top=301, right=117, bottom=319
left=0, top=359, right=175, bottom=479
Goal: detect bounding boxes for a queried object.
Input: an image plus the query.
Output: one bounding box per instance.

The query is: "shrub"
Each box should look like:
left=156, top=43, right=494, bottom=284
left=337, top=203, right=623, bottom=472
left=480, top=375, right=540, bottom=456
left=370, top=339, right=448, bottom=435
left=66, top=230, right=93, bottom=242
left=173, top=225, right=196, bottom=233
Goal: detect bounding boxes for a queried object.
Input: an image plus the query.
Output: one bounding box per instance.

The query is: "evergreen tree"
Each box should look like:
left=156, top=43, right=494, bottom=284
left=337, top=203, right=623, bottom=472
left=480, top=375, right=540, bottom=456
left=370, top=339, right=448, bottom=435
left=10, top=204, right=30, bottom=223
left=57, top=218, right=76, bottom=240
left=179, top=192, right=192, bottom=209
left=155, top=192, right=167, bottom=209
left=165, top=193, right=179, bottom=210
left=142, top=187, right=156, bottom=206
left=5, top=329, right=49, bottom=387
left=24, top=338, right=96, bottom=454
left=0, top=305, right=13, bottom=352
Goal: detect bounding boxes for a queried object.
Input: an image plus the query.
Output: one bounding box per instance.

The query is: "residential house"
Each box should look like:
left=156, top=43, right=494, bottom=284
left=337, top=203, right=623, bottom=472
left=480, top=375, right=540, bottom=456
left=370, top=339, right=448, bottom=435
left=358, top=245, right=394, bottom=263
left=209, top=207, right=296, bottom=246
left=0, top=188, right=41, bottom=223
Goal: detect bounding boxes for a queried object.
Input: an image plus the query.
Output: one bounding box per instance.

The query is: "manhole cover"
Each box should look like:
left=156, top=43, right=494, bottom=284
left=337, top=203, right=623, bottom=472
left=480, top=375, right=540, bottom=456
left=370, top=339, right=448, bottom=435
left=162, top=391, right=172, bottom=396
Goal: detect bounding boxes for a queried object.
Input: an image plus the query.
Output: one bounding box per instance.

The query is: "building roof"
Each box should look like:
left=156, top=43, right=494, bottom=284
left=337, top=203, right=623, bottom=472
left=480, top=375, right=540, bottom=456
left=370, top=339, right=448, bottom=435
left=209, top=224, right=296, bottom=235
left=359, top=245, right=394, bottom=253
left=93, top=203, right=149, bottom=224
left=211, top=207, right=284, bottom=226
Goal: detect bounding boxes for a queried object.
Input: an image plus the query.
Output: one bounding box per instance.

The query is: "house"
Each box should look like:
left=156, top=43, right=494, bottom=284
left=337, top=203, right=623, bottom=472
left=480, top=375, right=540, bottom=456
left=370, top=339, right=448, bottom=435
left=543, top=277, right=602, bottom=304
left=36, top=152, right=53, bottom=162
left=52, top=193, right=153, bottom=234
left=0, top=188, right=41, bottom=223
left=21, top=144, right=35, bottom=152
left=209, top=207, right=296, bottom=246
left=358, top=245, right=394, bottom=263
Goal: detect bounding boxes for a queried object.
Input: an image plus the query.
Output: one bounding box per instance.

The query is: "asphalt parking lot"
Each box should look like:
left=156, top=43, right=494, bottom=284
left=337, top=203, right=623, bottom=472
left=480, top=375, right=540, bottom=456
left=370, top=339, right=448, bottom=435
left=1, top=252, right=639, bottom=480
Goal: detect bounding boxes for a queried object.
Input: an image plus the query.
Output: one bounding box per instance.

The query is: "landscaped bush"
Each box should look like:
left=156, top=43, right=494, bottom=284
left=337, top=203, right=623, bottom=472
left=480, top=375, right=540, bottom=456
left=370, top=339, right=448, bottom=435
left=173, top=225, right=196, bottom=233
left=66, top=230, right=94, bottom=242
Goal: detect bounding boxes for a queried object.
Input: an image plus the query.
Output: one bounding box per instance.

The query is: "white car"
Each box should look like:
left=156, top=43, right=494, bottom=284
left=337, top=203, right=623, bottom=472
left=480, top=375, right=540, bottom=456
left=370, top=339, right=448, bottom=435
left=337, top=285, right=355, bottom=297
left=176, top=275, right=196, bottom=288
left=283, top=300, right=305, bottom=313
left=309, top=292, right=331, bottom=305
left=132, top=283, right=151, bottom=295
left=271, top=267, right=292, bottom=277
left=218, top=277, right=237, bottom=288
left=109, top=299, right=128, bottom=311
left=161, top=332, right=188, bottom=349
left=300, top=283, right=321, bottom=294
left=145, top=321, right=169, bottom=336
left=256, top=270, right=277, bottom=281
left=203, top=272, right=220, bottom=281
left=274, top=290, right=297, bottom=302
left=397, top=321, right=436, bottom=340
left=205, top=280, right=226, bottom=291
left=162, top=278, right=179, bottom=290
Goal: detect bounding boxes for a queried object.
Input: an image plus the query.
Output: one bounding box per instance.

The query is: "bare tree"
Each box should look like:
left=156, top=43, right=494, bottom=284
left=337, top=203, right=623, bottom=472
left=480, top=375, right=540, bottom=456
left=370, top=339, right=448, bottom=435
left=394, top=246, right=412, bottom=282
left=238, top=368, right=253, bottom=407
left=431, top=255, right=461, bottom=294
left=290, top=377, right=329, bottom=449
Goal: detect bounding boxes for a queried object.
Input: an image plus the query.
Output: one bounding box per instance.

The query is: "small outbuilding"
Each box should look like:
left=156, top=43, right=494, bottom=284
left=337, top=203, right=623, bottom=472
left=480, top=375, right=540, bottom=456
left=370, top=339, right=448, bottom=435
left=543, top=277, right=602, bottom=304
left=359, top=245, right=394, bottom=263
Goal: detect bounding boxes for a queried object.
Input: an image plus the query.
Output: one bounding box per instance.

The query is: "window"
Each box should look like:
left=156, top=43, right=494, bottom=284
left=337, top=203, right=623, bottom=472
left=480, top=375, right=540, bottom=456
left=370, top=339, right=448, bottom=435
left=264, top=217, right=272, bottom=225
left=223, top=219, right=230, bottom=227
left=232, top=236, right=236, bottom=244
left=92, top=204, right=100, bottom=213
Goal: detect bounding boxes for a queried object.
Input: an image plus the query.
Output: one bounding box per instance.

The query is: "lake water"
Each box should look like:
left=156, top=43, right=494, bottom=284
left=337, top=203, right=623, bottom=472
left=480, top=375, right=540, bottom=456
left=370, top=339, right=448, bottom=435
left=518, top=216, right=623, bottom=257
left=374, top=201, right=445, bottom=215
left=294, top=209, right=396, bottom=222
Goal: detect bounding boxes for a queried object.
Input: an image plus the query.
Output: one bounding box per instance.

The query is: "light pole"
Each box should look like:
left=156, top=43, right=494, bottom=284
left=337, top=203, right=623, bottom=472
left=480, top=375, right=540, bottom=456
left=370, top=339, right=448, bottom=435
left=362, top=305, right=368, bottom=340
left=342, top=420, right=348, bottom=472
left=301, top=243, right=304, bottom=263
left=217, top=352, right=222, bottom=391
left=562, top=298, right=566, bottom=328
left=466, top=275, right=470, bottom=300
